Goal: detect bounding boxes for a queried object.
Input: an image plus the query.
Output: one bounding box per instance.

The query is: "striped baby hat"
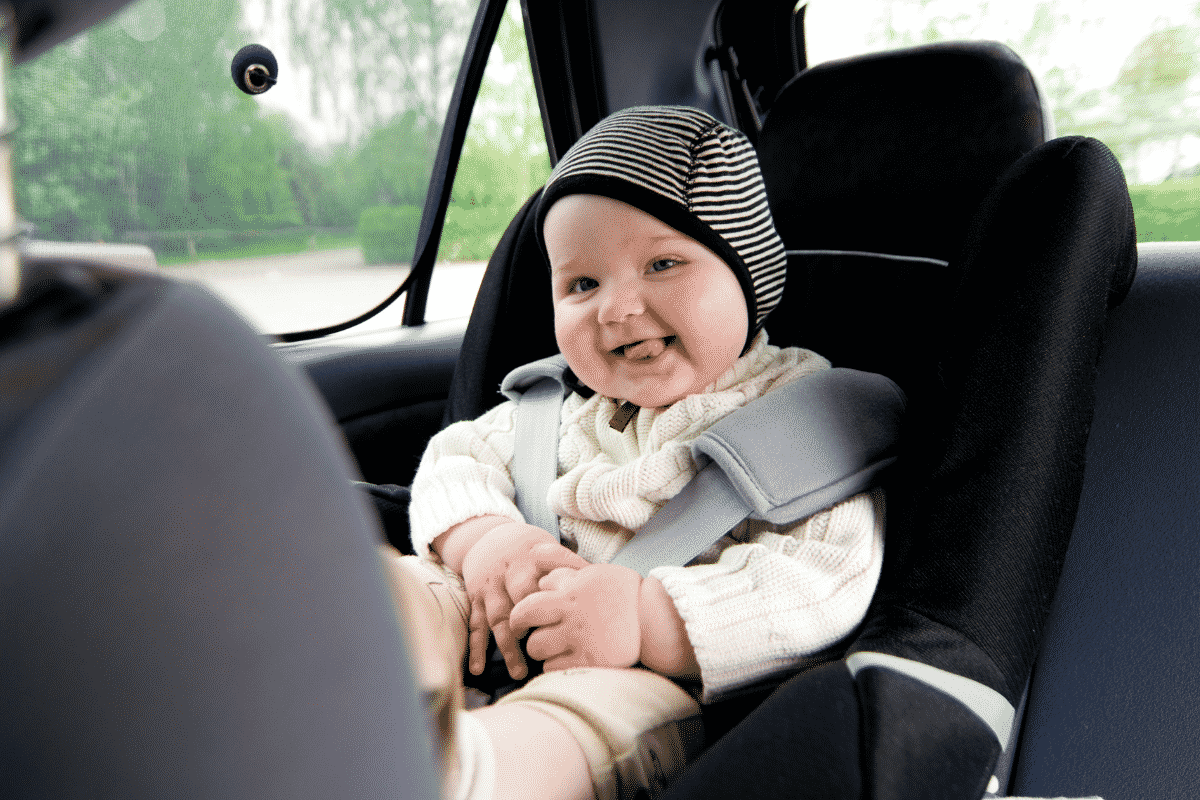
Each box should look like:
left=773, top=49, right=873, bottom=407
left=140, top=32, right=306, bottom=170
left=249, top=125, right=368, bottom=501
left=535, top=105, right=788, bottom=349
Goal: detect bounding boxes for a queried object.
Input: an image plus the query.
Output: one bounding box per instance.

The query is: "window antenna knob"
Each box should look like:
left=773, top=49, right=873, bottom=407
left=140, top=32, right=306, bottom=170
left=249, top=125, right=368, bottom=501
left=231, top=44, right=278, bottom=95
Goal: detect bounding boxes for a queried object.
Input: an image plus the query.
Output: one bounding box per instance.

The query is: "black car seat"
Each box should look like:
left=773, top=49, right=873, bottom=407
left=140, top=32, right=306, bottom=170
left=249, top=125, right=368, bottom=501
left=660, top=43, right=1137, bottom=800
left=0, top=261, right=440, bottom=799
left=439, top=40, right=1135, bottom=800
left=695, top=0, right=807, bottom=141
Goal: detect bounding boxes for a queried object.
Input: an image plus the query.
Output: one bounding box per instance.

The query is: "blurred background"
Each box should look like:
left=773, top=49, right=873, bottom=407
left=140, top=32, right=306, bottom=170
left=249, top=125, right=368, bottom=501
left=11, top=0, right=1199, bottom=333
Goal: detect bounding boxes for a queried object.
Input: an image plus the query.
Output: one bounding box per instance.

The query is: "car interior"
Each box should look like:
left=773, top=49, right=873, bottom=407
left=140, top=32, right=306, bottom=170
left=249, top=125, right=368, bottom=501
left=1, top=1, right=1198, bottom=799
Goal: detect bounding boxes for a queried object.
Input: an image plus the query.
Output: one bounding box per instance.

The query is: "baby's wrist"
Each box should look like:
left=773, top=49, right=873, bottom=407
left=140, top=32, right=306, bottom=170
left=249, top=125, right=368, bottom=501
left=637, top=577, right=700, bottom=678
left=432, top=514, right=516, bottom=574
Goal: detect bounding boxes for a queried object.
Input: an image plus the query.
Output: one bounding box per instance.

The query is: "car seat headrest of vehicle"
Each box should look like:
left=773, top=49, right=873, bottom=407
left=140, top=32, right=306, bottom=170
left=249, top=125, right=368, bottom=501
left=535, top=105, right=787, bottom=352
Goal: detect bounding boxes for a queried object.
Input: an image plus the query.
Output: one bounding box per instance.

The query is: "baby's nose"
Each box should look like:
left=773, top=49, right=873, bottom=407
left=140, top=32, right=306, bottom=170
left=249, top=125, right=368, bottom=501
left=598, top=279, right=646, bottom=322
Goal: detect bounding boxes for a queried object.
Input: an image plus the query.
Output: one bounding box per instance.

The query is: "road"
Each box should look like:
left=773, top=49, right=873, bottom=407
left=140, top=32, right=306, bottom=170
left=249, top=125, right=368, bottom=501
left=167, top=248, right=487, bottom=334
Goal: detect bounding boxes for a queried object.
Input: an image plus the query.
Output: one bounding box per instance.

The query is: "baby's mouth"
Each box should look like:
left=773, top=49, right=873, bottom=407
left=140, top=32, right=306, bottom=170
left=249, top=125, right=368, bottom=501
left=612, top=336, right=676, bottom=361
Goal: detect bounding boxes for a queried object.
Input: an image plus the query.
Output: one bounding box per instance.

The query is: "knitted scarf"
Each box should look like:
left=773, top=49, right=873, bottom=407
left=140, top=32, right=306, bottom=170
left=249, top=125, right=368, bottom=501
left=549, top=332, right=830, bottom=563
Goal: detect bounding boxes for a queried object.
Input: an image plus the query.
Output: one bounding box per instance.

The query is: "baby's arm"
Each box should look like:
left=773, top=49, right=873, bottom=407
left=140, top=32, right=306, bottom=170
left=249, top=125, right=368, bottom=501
left=651, top=488, right=885, bottom=701
left=411, top=402, right=587, bottom=679
left=638, top=574, right=700, bottom=677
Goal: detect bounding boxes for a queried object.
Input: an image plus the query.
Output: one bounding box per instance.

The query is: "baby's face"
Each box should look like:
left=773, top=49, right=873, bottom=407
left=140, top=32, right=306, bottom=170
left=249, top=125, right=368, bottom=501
left=545, top=194, right=748, bottom=408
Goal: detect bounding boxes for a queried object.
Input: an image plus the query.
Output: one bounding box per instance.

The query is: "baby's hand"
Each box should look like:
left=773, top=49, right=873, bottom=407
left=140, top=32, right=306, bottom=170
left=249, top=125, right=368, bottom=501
left=509, top=563, right=643, bottom=672
left=460, top=521, right=588, bottom=680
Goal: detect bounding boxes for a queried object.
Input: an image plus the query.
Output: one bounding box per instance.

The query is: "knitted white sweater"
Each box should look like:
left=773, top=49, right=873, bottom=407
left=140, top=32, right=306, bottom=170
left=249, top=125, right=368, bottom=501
left=409, top=332, right=884, bottom=701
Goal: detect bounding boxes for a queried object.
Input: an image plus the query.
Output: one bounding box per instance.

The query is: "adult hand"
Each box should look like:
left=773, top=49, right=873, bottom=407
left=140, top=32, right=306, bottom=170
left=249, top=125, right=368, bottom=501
left=509, top=563, right=643, bottom=672
left=460, top=521, right=588, bottom=680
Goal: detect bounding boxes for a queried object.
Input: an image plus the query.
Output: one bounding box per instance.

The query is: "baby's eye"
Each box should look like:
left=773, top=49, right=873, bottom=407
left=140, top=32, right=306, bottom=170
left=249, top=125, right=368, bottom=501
left=649, top=258, right=680, bottom=273
left=569, top=276, right=599, bottom=294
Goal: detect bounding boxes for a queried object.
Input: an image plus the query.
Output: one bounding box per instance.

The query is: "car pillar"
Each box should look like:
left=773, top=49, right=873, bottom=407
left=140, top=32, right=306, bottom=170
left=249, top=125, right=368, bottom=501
left=0, top=5, right=15, bottom=305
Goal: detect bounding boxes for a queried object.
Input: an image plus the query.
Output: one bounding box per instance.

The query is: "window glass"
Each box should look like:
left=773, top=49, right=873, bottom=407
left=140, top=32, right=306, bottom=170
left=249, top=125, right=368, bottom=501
left=10, top=0, right=479, bottom=334
left=424, top=1, right=552, bottom=322
left=805, top=0, right=1200, bottom=241
left=336, top=0, right=551, bottom=330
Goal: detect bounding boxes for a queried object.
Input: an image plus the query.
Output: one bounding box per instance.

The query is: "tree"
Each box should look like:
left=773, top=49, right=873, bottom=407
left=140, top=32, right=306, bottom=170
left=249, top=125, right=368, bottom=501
left=276, top=0, right=476, bottom=149
left=9, top=0, right=328, bottom=239
left=1105, top=24, right=1200, bottom=173
left=438, top=3, right=550, bottom=260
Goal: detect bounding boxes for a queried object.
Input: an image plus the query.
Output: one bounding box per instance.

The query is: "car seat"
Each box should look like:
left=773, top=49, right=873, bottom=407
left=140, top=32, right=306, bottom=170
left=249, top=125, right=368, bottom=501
left=437, top=40, right=1136, bottom=800
left=661, top=43, right=1137, bottom=800
left=694, top=0, right=807, bottom=140
left=0, top=260, right=440, bottom=799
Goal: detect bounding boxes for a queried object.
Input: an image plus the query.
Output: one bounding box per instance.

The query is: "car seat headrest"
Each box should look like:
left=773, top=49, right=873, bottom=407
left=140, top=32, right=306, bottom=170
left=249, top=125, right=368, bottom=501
left=758, top=41, right=1050, bottom=263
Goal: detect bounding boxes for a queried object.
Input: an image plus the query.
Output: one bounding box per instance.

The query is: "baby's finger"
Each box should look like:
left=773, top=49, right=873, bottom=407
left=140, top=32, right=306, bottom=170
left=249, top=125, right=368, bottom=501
left=504, top=560, right=542, bottom=606
left=530, top=542, right=588, bottom=573
left=490, top=619, right=528, bottom=681
left=525, top=623, right=570, bottom=663
left=467, top=601, right=491, bottom=676
left=537, top=567, right=577, bottom=592
left=481, top=582, right=514, bottom=630
left=509, top=590, right=566, bottom=639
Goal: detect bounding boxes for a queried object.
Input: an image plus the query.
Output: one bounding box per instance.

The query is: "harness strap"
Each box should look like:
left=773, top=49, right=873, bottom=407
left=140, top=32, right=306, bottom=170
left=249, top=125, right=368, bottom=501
left=612, top=367, right=904, bottom=575
left=502, top=356, right=905, bottom=572
left=510, top=375, right=563, bottom=539
left=609, top=460, right=748, bottom=575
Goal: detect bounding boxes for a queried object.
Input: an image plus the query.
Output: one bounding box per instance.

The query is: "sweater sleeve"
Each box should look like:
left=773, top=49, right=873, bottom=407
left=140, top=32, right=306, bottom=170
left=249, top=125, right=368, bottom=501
left=407, top=400, right=525, bottom=558
left=648, top=488, right=885, bottom=702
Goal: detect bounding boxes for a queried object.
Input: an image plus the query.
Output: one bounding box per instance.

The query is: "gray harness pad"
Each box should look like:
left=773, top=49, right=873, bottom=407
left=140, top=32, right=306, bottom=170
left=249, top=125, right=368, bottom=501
left=501, top=356, right=905, bottom=575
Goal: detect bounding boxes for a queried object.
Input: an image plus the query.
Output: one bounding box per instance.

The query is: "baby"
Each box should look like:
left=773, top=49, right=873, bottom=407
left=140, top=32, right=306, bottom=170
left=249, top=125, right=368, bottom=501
left=385, top=105, right=885, bottom=800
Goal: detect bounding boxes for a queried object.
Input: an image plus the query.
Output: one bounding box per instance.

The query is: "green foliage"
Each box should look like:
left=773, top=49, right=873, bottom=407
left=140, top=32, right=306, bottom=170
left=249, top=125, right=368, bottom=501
left=358, top=205, right=422, bottom=264
left=6, top=0, right=449, bottom=245
left=1129, top=178, right=1200, bottom=242
left=437, top=4, right=551, bottom=261
left=7, top=0, right=546, bottom=262
left=150, top=227, right=358, bottom=265
left=190, top=103, right=305, bottom=230
left=1114, top=25, right=1200, bottom=99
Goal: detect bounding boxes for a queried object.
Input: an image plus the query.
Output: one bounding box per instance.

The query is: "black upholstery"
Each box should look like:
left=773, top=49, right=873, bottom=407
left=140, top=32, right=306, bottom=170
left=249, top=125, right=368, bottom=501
left=0, top=263, right=438, bottom=799
left=1008, top=246, right=1200, bottom=800
left=855, top=135, right=1137, bottom=699
left=663, top=133, right=1137, bottom=800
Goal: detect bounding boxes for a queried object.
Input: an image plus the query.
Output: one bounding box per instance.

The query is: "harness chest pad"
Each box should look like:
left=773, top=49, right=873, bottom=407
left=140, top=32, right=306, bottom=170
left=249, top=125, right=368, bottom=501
left=692, top=367, right=906, bottom=525
left=500, top=356, right=905, bottom=574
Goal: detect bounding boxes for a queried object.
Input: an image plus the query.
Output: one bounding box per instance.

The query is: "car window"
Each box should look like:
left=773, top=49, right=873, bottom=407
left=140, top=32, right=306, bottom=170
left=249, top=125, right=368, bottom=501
left=362, top=1, right=552, bottom=329
left=8, top=0, right=546, bottom=335
left=805, top=0, right=1200, bottom=242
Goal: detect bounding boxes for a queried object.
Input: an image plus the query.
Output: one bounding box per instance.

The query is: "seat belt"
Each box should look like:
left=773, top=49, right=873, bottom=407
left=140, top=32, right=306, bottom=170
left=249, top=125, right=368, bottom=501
left=510, top=375, right=563, bottom=537
left=501, top=355, right=905, bottom=576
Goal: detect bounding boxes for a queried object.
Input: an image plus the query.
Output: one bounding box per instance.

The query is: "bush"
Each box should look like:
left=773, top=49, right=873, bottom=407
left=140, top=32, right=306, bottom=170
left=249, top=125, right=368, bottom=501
left=357, top=205, right=422, bottom=265
left=438, top=202, right=519, bottom=261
